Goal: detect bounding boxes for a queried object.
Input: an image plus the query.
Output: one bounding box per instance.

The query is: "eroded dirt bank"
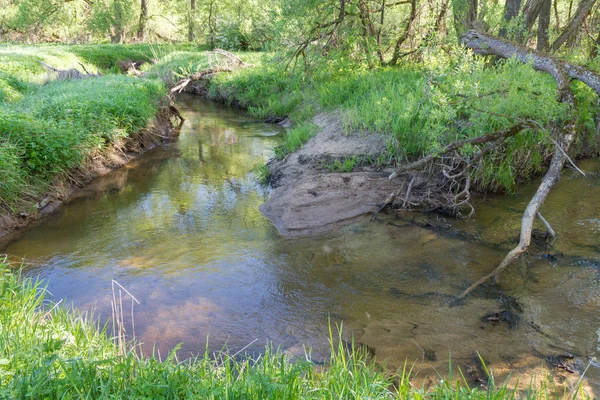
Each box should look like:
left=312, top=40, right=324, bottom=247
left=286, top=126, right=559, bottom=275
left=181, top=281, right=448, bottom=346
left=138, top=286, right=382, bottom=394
left=0, top=105, right=179, bottom=246
left=261, top=112, right=444, bottom=236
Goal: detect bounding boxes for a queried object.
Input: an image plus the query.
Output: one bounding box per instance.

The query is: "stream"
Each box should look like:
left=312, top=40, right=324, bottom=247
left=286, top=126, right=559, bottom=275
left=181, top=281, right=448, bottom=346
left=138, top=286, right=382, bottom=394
left=3, top=94, right=600, bottom=391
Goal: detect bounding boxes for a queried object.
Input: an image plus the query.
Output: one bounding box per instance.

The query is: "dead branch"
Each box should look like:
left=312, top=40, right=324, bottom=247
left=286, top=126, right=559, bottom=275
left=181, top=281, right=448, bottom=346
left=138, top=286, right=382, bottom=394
left=388, top=122, right=534, bottom=179
left=170, top=67, right=234, bottom=93
left=460, top=30, right=600, bottom=96
left=207, top=49, right=248, bottom=68
left=458, top=30, right=582, bottom=299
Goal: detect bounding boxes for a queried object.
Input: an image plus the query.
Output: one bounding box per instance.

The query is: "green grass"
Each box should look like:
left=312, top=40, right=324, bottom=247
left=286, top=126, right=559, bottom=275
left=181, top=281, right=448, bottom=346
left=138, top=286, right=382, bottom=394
left=0, top=74, right=166, bottom=212
left=326, top=157, right=358, bottom=173
left=0, top=260, right=593, bottom=399
left=200, top=50, right=599, bottom=193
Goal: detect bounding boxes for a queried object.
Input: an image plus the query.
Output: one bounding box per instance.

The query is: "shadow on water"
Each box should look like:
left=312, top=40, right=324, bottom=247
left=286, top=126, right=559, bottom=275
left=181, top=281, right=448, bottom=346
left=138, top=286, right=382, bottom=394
left=2, top=94, right=600, bottom=393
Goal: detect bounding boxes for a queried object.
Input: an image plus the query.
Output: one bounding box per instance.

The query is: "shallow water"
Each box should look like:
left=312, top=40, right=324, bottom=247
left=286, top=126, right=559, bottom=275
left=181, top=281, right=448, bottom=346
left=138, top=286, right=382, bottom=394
left=3, top=94, right=600, bottom=392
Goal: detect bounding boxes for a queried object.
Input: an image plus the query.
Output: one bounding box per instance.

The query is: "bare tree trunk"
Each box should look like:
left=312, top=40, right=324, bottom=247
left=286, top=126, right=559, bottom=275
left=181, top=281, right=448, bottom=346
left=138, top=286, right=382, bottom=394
left=499, top=0, right=522, bottom=37
left=519, top=0, right=544, bottom=42
left=112, top=0, right=126, bottom=43
left=537, top=0, right=551, bottom=50
left=551, top=0, right=597, bottom=51
left=452, top=0, right=478, bottom=36
left=137, top=0, right=148, bottom=40
left=188, top=0, right=196, bottom=42
left=208, top=0, right=216, bottom=48
left=553, top=0, right=561, bottom=31
left=434, top=0, right=450, bottom=37
left=390, top=0, right=417, bottom=65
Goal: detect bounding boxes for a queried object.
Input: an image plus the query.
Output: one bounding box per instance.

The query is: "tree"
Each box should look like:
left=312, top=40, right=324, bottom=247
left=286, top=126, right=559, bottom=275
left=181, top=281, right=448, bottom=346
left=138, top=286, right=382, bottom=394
left=137, top=0, right=148, bottom=40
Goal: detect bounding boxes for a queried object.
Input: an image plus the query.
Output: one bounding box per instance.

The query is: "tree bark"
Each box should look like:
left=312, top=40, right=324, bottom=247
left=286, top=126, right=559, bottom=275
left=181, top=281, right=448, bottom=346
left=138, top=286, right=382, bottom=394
left=519, top=0, right=544, bottom=42
left=551, top=0, right=597, bottom=51
left=536, top=0, right=551, bottom=50
left=460, top=30, right=600, bottom=95
left=499, top=0, right=522, bottom=37
left=137, top=0, right=148, bottom=40
left=390, top=0, right=417, bottom=65
left=188, top=0, right=197, bottom=42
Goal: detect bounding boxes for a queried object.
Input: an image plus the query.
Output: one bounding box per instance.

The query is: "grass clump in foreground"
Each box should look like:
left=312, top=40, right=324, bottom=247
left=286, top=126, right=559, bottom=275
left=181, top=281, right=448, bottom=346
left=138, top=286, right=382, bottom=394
left=0, top=261, right=592, bottom=399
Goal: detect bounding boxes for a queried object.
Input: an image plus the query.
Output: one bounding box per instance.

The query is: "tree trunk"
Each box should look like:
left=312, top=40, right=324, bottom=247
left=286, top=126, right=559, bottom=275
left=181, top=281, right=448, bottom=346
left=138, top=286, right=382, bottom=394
left=390, top=0, right=417, bottom=65
left=551, top=0, right=597, bottom=51
left=536, top=0, right=551, bottom=50
left=112, top=0, right=125, bottom=44
left=518, top=0, right=544, bottom=42
left=460, top=30, right=600, bottom=95
left=137, top=0, right=148, bottom=40
left=452, top=0, right=478, bottom=36
left=499, top=0, right=522, bottom=37
left=188, top=0, right=196, bottom=42
left=208, top=0, right=216, bottom=48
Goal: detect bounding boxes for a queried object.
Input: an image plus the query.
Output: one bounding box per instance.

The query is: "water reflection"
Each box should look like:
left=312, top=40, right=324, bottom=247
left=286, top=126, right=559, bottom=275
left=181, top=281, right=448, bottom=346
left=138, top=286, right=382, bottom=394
left=3, top=95, right=600, bottom=393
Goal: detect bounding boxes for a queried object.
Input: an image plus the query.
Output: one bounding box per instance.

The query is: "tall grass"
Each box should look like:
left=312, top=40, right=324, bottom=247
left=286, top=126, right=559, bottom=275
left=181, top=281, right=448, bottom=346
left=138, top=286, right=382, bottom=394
left=0, top=261, right=593, bottom=399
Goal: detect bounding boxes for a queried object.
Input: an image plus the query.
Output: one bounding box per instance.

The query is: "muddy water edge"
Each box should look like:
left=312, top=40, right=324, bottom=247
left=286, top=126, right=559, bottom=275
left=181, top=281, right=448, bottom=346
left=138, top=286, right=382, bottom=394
left=2, top=94, right=600, bottom=393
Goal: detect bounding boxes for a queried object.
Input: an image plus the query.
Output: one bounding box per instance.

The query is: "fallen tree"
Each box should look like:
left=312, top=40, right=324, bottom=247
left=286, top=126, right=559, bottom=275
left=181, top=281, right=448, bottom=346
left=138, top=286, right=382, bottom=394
left=170, top=49, right=249, bottom=93
left=40, top=61, right=101, bottom=80
left=384, top=30, right=600, bottom=298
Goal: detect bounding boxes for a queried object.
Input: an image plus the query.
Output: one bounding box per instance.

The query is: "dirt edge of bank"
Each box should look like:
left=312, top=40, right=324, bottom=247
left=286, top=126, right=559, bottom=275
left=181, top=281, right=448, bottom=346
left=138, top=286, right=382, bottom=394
left=0, top=104, right=180, bottom=247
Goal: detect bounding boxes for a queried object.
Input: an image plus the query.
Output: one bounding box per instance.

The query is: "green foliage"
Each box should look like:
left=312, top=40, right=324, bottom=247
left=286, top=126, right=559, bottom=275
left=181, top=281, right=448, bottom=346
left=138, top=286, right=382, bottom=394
left=326, top=157, right=357, bottom=172
left=209, top=57, right=306, bottom=120
left=0, top=72, right=28, bottom=102
left=204, top=48, right=581, bottom=192
left=274, top=122, right=319, bottom=159
left=253, top=163, right=271, bottom=185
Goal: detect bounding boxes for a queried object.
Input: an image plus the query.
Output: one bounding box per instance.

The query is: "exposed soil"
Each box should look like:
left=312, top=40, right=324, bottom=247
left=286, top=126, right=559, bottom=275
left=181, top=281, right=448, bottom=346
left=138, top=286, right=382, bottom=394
left=0, top=105, right=179, bottom=247
left=260, top=112, right=403, bottom=236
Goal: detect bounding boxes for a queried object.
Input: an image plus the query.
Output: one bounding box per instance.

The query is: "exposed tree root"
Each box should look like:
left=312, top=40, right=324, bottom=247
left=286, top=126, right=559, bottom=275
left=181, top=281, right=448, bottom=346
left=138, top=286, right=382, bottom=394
left=457, top=30, right=584, bottom=298
left=380, top=30, right=599, bottom=298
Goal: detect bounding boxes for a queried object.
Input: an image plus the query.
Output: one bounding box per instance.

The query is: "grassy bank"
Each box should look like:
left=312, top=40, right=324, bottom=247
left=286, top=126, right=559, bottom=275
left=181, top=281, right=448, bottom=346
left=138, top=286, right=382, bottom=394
left=0, top=45, right=175, bottom=213
left=151, top=49, right=599, bottom=193
left=0, top=261, right=590, bottom=399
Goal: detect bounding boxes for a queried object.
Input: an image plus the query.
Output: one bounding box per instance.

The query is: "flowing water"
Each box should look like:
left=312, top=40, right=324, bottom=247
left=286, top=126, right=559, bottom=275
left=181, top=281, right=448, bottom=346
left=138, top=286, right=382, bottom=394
left=3, top=94, right=600, bottom=392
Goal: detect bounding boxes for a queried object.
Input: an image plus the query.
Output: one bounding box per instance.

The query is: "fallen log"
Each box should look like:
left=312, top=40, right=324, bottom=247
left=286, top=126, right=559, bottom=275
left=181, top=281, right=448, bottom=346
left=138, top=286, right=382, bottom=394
left=170, top=49, right=249, bottom=93
left=40, top=61, right=100, bottom=80
left=457, top=30, right=589, bottom=298
left=170, top=67, right=234, bottom=93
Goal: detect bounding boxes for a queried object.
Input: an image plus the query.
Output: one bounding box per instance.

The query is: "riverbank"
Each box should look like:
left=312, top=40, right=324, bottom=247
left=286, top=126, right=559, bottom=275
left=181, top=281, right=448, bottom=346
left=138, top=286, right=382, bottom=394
left=0, top=45, right=186, bottom=242
left=152, top=49, right=600, bottom=235
left=0, top=260, right=591, bottom=398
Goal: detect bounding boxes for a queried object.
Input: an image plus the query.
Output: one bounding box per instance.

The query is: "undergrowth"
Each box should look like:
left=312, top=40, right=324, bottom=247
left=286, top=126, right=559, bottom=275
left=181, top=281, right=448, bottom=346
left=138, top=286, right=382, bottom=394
left=0, top=261, right=593, bottom=399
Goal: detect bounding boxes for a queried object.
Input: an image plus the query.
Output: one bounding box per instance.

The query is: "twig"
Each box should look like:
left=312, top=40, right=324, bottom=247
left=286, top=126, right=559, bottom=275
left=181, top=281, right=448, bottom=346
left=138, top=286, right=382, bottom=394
left=403, top=176, right=416, bottom=208
left=537, top=212, right=556, bottom=239
left=548, top=137, right=586, bottom=177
